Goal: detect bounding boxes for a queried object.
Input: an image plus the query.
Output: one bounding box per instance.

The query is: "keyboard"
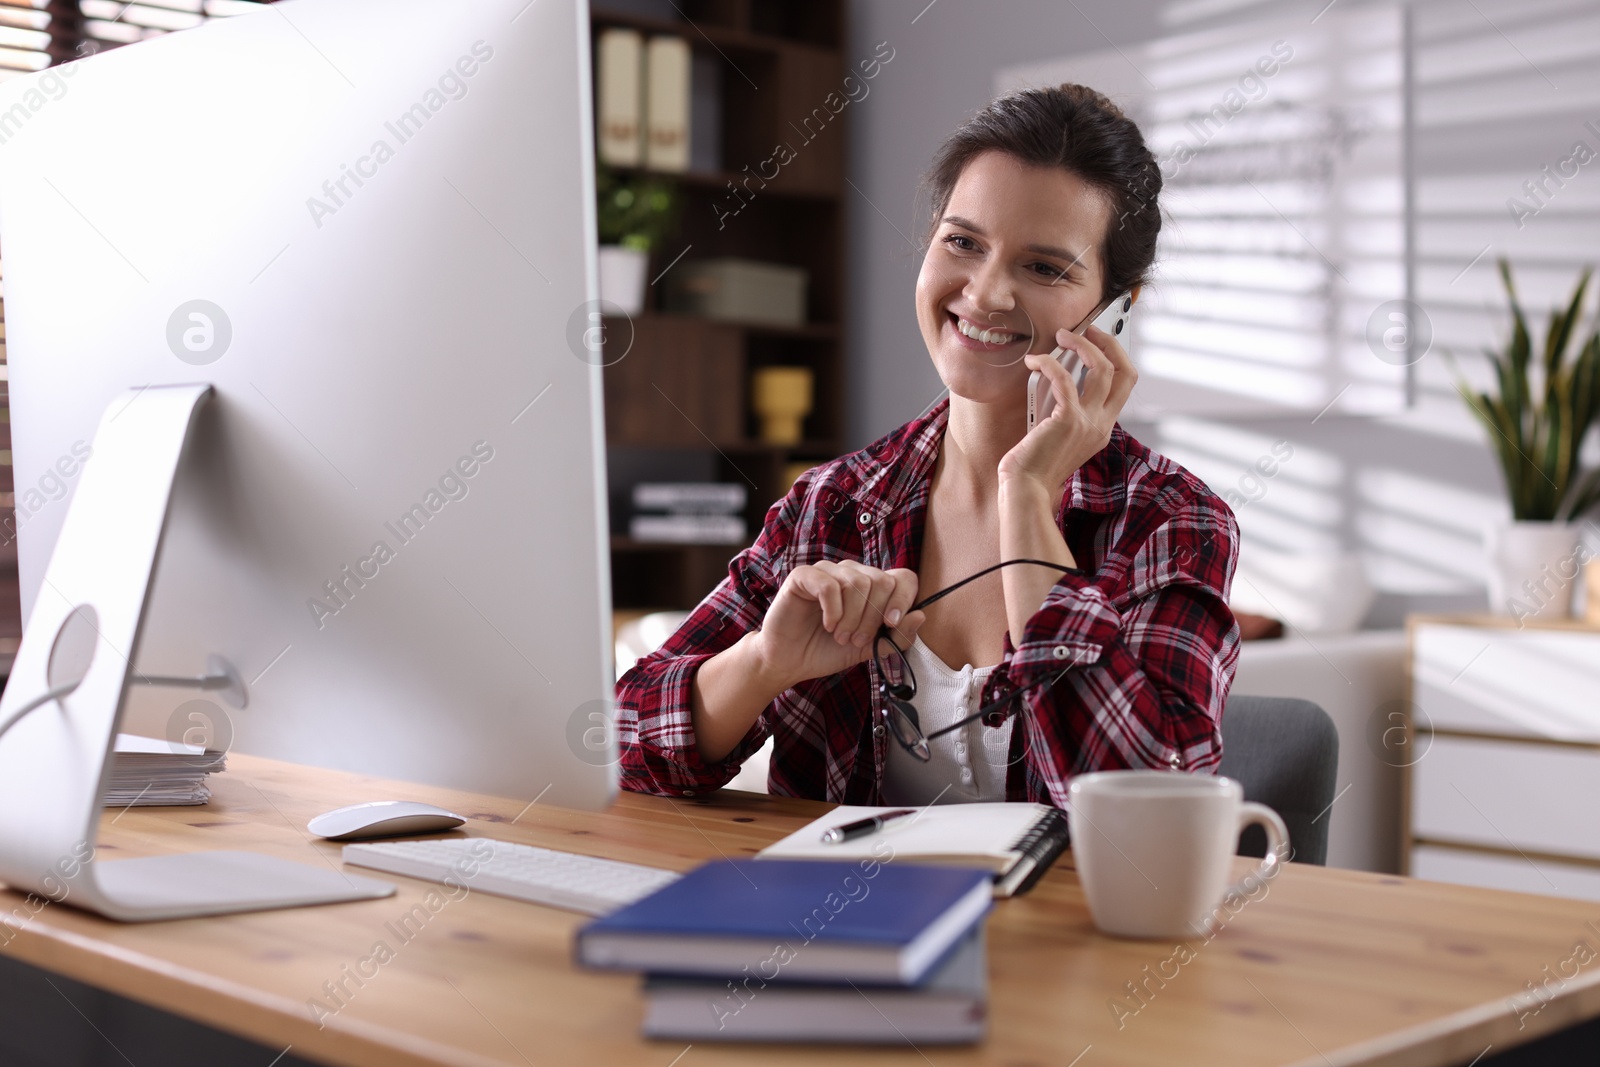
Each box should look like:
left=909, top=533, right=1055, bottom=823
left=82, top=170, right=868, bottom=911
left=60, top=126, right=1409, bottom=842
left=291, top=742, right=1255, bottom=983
left=342, top=837, right=682, bottom=915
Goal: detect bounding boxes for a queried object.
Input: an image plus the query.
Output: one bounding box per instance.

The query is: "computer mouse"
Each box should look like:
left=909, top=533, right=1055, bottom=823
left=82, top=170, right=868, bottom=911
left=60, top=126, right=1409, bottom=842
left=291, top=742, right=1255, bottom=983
left=307, top=800, right=467, bottom=841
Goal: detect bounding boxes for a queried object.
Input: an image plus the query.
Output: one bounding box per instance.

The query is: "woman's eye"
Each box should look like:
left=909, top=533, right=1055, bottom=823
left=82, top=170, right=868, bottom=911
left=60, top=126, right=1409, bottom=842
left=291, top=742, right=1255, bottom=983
left=1033, top=262, right=1068, bottom=280
left=943, top=234, right=976, bottom=251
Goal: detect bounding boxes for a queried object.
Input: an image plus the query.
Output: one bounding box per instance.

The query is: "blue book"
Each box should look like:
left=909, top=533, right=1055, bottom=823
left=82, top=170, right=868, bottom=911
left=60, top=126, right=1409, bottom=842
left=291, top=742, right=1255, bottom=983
left=576, top=859, right=992, bottom=985
left=641, top=925, right=988, bottom=1043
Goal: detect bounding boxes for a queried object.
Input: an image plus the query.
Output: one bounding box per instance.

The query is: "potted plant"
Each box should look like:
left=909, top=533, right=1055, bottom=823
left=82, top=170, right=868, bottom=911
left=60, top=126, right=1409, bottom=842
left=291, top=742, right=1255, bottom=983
left=595, top=167, right=681, bottom=315
left=1452, top=260, right=1600, bottom=620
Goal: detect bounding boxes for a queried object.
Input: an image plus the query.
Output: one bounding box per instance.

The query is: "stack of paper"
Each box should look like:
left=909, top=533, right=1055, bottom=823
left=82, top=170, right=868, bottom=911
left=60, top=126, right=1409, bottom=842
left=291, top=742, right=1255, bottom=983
left=629, top=482, right=747, bottom=544
left=103, top=733, right=227, bottom=807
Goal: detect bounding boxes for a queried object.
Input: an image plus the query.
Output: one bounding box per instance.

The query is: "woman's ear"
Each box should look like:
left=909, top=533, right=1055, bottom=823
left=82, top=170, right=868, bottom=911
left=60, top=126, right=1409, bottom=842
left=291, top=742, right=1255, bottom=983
left=1131, top=284, right=1143, bottom=305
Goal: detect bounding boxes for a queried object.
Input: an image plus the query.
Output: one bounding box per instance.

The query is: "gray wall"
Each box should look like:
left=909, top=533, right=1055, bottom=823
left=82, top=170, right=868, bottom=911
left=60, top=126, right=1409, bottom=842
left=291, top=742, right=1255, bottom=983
left=841, top=0, right=1537, bottom=623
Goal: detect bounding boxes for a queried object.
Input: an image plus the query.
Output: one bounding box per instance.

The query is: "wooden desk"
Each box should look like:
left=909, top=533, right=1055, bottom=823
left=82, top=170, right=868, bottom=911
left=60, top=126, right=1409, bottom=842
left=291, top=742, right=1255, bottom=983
left=2, top=754, right=1599, bottom=1067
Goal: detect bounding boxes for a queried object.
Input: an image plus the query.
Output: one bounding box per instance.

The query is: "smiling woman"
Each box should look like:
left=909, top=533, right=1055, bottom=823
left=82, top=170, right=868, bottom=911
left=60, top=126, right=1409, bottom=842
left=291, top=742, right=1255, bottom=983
left=615, top=84, right=1242, bottom=809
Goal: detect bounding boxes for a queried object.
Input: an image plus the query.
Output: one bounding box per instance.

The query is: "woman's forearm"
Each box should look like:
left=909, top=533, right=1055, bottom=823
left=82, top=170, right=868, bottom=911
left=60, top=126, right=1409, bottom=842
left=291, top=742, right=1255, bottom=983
left=689, top=631, right=792, bottom=763
left=998, top=476, right=1077, bottom=645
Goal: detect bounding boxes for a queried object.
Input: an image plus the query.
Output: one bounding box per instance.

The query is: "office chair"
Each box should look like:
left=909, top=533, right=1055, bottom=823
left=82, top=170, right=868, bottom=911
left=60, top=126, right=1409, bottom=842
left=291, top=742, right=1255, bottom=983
left=1218, top=695, right=1340, bottom=866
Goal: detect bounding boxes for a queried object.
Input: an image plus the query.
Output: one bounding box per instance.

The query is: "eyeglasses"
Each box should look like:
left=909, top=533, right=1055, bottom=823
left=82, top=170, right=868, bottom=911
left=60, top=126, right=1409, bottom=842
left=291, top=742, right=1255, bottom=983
left=875, top=558, right=1076, bottom=762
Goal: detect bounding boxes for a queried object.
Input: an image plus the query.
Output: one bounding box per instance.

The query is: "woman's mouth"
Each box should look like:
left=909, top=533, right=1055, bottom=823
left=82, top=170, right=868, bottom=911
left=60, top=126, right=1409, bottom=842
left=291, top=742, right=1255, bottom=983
left=947, top=310, right=1025, bottom=350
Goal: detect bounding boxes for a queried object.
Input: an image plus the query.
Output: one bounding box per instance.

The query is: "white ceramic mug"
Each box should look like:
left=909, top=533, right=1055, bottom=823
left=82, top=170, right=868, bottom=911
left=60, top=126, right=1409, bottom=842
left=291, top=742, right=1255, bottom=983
left=1068, top=770, right=1288, bottom=940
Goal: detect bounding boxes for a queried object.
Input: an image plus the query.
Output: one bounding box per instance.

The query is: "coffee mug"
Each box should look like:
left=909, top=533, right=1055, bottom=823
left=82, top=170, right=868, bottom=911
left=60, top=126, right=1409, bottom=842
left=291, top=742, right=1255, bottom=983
left=1068, top=770, right=1288, bottom=940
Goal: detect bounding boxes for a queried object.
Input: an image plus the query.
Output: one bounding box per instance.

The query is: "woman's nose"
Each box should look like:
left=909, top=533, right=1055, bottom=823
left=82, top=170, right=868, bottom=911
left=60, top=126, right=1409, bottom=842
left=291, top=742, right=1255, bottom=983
left=964, top=256, right=1015, bottom=319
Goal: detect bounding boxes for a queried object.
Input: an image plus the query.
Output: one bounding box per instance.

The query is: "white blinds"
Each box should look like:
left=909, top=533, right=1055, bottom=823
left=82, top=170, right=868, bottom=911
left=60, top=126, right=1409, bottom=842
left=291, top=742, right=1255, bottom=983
left=1410, top=0, right=1600, bottom=413
left=78, top=0, right=270, bottom=50
left=0, top=1, right=57, bottom=81
left=999, top=6, right=1408, bottom=418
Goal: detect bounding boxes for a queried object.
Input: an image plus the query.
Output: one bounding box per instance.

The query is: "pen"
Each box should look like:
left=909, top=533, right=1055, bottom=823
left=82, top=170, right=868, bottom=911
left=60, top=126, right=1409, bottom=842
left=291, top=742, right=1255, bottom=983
left=820, top=809, right=916, bottom=844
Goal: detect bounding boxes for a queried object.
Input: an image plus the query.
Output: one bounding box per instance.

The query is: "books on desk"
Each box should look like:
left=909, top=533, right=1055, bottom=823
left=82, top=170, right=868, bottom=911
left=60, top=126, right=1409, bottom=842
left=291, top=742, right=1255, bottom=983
left=642, top=925, right=988, bottom=1043
left=103, top=733, right=227, bottom=807
left=577, top=858, right=992, bottom=1043
left=759, top=802, right=1071, bottom=898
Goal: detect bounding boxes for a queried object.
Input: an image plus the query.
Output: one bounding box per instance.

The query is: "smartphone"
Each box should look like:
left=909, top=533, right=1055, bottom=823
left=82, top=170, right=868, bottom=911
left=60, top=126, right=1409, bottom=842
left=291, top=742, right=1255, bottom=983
left=1026, top=291, right=1135, bottom=431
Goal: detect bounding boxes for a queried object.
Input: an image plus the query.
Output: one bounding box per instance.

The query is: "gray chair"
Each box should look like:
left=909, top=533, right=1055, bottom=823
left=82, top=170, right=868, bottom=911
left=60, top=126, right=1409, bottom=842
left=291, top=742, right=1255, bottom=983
left=1218, top=695, right=1339, bottom=866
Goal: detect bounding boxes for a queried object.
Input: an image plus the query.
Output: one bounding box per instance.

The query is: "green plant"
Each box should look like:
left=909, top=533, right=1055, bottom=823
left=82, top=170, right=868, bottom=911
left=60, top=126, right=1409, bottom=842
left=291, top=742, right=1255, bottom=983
left=1451, top=259, right=1600, bottom=522
left=595, top=166, right=681, bottom=252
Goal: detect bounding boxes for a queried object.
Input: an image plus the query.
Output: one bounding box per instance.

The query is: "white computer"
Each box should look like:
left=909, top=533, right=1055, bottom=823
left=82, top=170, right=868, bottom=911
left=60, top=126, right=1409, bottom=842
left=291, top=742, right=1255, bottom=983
left=0, top=0, right=619, bottom=919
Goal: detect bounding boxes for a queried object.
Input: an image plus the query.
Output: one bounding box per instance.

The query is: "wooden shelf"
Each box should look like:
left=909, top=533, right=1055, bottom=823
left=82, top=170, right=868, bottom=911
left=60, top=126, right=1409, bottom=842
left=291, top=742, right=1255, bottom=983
left=603, top=164, right=839, bottom=202
left=721, top=437, right=839, bottom=455
left=604, top=310, right=837, bottom=340
left=611, top=535, right=751, bottom=553
left=596, top=0, right=846, bottom=611
left=590, top=7, right=840, bottom=56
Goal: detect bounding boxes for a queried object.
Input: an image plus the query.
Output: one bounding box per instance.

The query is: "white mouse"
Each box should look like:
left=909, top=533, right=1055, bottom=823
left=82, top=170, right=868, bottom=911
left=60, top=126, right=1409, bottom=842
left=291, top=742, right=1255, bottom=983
left=308, top=800, right=466, bottom=841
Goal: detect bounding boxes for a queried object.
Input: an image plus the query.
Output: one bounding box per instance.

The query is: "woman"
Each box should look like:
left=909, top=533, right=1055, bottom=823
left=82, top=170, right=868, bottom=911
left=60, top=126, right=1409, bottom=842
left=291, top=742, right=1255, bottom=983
left=615, top=84, right=1240, bottom=808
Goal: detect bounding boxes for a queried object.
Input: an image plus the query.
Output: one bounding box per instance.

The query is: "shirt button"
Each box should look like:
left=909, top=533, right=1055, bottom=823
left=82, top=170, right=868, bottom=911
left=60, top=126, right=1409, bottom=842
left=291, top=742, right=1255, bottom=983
left=1168, top=753, right=1182, bottom=769
left=857, top=511, right=873, bottom=526
left=873, top=724, right=886, bottom=738
left=1052, top=645, right=1069, bottom=660
left=682, top=789, right=696, bottom=796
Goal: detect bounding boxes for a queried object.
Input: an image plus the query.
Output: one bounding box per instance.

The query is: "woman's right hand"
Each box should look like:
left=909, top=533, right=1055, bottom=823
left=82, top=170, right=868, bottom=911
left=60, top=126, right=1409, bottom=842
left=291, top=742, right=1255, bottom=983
left=751, top=560, right=926, bottom=690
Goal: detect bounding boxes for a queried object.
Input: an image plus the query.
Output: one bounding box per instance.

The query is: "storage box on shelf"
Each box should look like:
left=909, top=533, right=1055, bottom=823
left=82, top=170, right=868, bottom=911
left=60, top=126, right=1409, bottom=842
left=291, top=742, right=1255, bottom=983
left=1403, top=614, right=1600, bottom=900
left=592, top=1, right=847, bottom=612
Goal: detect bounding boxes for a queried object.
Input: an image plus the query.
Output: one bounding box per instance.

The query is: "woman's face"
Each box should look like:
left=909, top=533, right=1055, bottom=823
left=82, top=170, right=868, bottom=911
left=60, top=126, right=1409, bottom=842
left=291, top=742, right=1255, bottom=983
left=916, top=149, right=1112, bottom=409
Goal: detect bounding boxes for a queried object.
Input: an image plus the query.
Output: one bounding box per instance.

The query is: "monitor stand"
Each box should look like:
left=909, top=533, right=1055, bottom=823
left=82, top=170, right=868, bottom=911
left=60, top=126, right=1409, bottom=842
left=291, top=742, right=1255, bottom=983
left=0, top=384, right=393, bottom=921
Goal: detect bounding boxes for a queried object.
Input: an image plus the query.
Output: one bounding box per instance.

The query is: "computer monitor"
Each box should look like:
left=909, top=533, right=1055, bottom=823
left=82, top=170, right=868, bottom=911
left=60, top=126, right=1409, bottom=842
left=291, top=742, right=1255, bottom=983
left=0, top=0, right=616, bottom=816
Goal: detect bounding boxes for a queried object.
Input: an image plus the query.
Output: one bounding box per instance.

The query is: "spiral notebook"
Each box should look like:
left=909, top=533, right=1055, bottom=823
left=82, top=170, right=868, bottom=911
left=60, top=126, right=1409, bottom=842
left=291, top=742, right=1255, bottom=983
left=757, top=803, right=1070, bottom=898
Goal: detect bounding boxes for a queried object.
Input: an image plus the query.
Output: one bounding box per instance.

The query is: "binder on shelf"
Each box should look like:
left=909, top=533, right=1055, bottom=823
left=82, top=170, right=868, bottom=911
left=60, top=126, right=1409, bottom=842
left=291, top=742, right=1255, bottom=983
left=688, top=51, right=722, bottom=174
left=644, top=36, right=690, bottom=172
left=597, top=28, right=644, bottom=166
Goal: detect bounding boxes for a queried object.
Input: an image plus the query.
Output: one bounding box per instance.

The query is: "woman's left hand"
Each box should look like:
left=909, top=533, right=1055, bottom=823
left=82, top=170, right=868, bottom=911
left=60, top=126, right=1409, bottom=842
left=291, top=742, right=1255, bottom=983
left=999, top=322, right=1137, bottom=493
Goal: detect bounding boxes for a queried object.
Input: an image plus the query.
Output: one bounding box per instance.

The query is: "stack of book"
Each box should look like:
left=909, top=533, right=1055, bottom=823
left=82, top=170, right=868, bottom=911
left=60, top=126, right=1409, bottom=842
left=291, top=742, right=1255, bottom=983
left=628, top=482, right=746, bottom=545
left=577, top=858, right=992, bottom=1044
left=103, top=733, right=228, bottom=807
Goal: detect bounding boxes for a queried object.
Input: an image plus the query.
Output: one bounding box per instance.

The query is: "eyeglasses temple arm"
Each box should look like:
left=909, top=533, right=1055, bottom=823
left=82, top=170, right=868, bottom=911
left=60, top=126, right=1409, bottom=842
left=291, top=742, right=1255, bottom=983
left=921, top=662, right=1075, bottom=743
left=922, top=689, right=1024, bottom=742
left=909, top=557, right=1078, bottom=614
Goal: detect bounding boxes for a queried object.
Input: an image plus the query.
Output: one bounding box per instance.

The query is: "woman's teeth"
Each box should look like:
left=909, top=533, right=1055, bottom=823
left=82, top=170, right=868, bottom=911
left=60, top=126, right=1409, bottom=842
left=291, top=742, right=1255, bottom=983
left=954, top=315, right=1017, bottom=345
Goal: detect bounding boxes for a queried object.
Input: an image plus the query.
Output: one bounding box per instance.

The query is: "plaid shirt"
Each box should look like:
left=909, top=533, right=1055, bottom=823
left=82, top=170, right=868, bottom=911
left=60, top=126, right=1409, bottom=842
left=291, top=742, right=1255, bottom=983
left=614, top=398, right=1241, bottom=808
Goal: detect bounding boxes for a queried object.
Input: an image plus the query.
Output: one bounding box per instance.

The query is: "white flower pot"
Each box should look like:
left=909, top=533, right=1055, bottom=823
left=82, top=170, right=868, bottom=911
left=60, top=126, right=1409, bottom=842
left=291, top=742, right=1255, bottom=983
left=1484, top=521, right=1582, bottom=620
left=597, top=245, right=649, bottom=316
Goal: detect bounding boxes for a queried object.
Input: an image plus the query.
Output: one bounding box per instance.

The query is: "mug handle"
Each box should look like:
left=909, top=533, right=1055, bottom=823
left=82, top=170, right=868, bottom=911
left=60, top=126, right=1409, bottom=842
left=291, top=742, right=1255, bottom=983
left=1223, top=801, right=1290, bottom=902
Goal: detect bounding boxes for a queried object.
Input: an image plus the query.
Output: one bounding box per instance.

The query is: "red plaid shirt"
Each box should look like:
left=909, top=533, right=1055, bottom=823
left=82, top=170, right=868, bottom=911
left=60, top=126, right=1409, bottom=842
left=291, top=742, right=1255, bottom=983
left=614, top=398, right=1241, bottom=808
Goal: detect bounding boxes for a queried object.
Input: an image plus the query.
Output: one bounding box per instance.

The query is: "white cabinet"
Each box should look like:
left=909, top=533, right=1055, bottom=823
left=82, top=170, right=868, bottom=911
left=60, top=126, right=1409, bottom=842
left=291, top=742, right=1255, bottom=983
left=1405, top=617, right=1600, bottom=901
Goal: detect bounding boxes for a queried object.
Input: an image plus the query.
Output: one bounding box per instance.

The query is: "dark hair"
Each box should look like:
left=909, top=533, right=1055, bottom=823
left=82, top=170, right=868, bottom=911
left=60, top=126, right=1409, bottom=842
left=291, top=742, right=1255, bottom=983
left=922, top=83, right=1162, bottom=305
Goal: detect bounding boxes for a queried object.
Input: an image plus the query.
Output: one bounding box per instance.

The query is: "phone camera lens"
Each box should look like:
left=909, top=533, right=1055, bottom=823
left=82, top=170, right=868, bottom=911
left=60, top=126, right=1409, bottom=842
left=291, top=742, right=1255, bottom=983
left=1122, top=298, right=1132, bottom=312
left=1115, top=320, right=1124, bottom=334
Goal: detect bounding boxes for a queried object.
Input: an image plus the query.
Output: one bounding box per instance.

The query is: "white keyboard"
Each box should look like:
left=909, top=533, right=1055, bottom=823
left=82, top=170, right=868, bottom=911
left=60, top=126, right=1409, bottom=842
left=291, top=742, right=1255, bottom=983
left=342, top=837, right=681, bottom=915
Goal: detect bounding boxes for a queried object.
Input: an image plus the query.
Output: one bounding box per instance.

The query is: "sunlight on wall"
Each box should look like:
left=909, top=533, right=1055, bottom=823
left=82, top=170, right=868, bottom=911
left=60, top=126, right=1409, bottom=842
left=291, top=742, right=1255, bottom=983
left=998, top=6, right=1408, bottom=421
left=1017, top=0, right=1600, bottom=612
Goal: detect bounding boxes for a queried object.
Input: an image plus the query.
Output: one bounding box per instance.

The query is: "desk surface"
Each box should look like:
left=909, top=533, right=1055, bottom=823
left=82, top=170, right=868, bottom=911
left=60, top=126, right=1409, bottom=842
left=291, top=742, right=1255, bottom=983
left=2, top=755, right=1598, bottom=1067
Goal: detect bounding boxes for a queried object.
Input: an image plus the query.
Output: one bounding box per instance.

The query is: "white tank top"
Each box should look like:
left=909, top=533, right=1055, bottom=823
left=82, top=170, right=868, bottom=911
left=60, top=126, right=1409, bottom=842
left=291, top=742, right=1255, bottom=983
left=880, top=636, right=1012, bottom=805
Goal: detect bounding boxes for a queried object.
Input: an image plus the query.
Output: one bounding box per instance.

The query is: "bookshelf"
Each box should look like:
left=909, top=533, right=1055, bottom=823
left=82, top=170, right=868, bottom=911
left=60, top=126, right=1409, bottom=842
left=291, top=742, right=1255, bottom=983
left=592, top=0, right=849, bottom=611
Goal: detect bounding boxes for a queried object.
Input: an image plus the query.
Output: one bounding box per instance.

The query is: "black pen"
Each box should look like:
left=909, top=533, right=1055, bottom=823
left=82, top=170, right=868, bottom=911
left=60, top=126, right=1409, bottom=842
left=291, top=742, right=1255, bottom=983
left=820, top=809, right=916, bottom=844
